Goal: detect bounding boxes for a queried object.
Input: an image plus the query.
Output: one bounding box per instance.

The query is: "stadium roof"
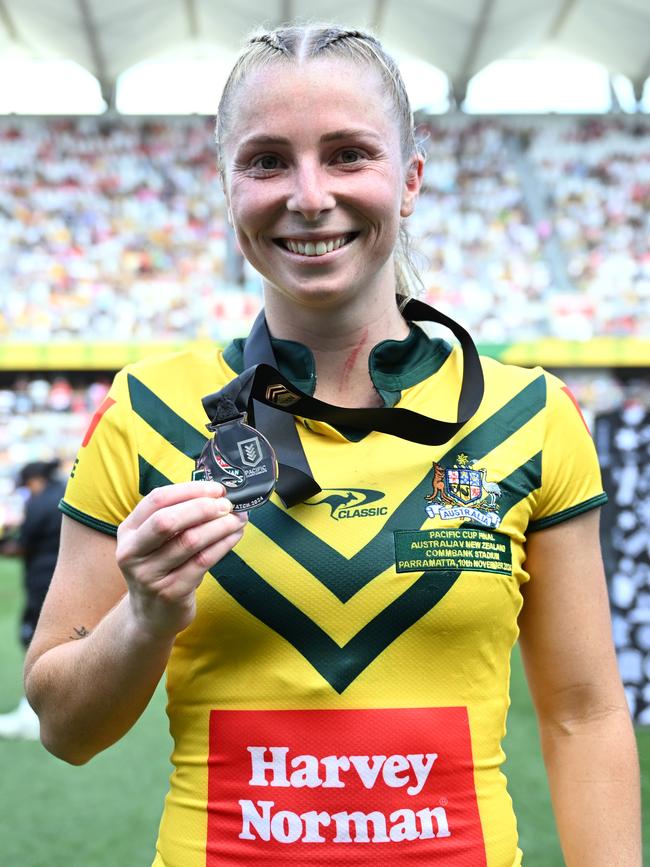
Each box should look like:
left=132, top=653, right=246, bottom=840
left=1, top=0, right=649, bottom=108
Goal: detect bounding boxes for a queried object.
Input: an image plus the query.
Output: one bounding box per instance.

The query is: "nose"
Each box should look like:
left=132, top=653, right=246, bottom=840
left=286, top=159, right=335, bottom=221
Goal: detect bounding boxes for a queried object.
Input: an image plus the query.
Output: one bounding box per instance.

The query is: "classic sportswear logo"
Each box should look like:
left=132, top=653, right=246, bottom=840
left=304, top=488, right=387, bottom=521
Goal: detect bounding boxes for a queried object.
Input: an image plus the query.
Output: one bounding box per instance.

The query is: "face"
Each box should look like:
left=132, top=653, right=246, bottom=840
left=221, top=58, right=422, bottom=309
left=26, top=477, right=46, bottom=495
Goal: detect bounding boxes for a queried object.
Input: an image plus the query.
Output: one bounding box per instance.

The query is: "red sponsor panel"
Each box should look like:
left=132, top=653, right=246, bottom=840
left=206, top=707, right=486, bottom=865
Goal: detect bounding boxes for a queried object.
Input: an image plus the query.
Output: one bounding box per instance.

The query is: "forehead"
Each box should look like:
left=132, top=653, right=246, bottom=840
left=224, top=58, right=398, bottom=150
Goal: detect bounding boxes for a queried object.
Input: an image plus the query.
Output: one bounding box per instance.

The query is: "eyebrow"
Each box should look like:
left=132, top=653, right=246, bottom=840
left=237, top=128, right=384, bottom=150
left=321, top=128, right=384, bottom=143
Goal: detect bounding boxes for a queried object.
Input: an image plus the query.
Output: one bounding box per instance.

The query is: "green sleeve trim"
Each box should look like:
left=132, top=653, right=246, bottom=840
left=528, top=492, right=608, bottom=532
left=58, top=499, right=119, bottom=537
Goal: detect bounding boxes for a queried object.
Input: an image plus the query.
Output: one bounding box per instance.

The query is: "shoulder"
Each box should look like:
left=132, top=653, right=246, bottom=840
left=112, top=346, right=238, bottom=405
left=479, top=355, right=547, bottom=388
left=120, top=345, right=233, bottom=382
left=472, top=355, right=550, bottom=423
left=478, top=356, right=574, bottom=413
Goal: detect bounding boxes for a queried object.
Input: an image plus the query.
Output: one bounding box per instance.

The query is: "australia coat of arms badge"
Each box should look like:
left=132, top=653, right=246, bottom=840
left=425, top=453, right=502, bottom=528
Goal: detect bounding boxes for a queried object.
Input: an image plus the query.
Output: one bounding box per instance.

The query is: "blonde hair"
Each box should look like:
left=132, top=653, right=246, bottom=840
left=215, top=23, right=424, bottom=296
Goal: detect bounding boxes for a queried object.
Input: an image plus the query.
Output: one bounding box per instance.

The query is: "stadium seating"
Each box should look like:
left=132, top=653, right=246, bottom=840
left=1, top=114, right=648, bottom=344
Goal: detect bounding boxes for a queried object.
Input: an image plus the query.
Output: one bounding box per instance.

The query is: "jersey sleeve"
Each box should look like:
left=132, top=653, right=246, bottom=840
left=59, top=367, right=140, bottom=536
left=528, top=372, right=607, bottom=532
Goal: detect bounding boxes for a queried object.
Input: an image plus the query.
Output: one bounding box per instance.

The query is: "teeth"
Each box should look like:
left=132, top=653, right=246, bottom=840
left=282, top=235, right=351, bottom=257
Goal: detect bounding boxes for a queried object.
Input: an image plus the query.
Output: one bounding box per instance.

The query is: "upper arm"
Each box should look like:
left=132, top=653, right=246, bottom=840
left=24, top=515, right=127, bottom=681
left=19, top=500, right=39, bottom=551
left=518, top=509, right=626, bottom=725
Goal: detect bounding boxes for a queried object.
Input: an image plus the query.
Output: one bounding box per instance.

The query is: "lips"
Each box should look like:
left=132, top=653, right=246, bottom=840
left=274, top=232, right=358, bottom=257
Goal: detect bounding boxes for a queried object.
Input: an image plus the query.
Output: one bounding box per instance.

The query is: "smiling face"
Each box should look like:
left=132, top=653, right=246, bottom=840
left=220, top=58, right=422, bottom=311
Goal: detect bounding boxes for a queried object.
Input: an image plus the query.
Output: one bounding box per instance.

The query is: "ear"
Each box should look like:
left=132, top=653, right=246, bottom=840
left=400, top=153, right=424, bottom=218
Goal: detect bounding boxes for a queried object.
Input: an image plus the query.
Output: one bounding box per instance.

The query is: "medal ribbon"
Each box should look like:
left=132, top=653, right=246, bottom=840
left=203, top=297, right=484, bottom=507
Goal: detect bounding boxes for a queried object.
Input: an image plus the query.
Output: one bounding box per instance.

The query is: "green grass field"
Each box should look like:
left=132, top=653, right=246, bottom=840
left=1, top=558, right=648, bottom=865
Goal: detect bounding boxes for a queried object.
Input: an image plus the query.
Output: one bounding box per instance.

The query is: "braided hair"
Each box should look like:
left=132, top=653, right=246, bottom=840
left=216, top=24, right=417, bottom=163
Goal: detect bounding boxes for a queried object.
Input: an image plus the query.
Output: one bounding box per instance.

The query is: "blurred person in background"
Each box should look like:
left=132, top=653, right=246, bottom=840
left=0, top=459, right=64, bottom=739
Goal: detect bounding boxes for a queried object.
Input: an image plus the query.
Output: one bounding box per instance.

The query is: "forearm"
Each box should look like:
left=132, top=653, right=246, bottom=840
left=25, top=593, right=175, bottom=765
left=539, top=706, right=641, bottom=866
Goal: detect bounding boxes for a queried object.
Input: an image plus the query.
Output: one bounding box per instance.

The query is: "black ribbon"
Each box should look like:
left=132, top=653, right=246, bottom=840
left=203, top=297, right=484, bottom=508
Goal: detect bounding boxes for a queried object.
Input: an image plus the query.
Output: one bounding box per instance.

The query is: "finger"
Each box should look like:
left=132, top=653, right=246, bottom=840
left=120, top=494, right=234, bottom=559
left=124, top=510, right=247, bottom=582
left=155, top=511, right=247, bottom=571
left=121, top=481, right=226, bottom=532
left=145, top=522, right=248, bottom=601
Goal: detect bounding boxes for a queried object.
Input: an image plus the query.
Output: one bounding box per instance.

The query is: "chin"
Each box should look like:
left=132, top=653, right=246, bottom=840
left=266, top=278, right=367, bottom=311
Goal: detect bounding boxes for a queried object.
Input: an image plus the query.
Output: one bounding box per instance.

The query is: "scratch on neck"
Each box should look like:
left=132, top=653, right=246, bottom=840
left=340, top=327, right=369, bottom=389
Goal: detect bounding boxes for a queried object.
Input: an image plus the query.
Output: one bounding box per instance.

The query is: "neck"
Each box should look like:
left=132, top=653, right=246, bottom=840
left=263, top=288, right=409, bottom=408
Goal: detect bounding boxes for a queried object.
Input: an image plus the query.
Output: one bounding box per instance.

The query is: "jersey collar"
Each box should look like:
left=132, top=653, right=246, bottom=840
left=223, top=324, right=451, bottom=409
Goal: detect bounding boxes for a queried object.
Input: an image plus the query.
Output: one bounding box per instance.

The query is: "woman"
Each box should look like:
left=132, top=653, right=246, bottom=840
left=25, top=24, right=640, bottom=866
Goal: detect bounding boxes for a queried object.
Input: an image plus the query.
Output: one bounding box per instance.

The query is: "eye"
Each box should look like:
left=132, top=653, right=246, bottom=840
left=252, top=154, right=283, bottom=171
left=334, top=149, right=365, bottom=165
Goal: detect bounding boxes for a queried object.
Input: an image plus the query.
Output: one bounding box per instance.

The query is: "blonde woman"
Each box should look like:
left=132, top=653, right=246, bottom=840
left=25, top=24, right=640, bottom=867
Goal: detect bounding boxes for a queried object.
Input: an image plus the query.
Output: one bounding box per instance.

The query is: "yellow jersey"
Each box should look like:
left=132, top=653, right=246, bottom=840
left=61, top=326, right=606, bottom=866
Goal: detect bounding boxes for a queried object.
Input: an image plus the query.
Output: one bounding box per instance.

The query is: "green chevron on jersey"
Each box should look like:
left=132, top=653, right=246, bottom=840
left=127, top=371, right=548, bottom=690
left=213, top=555, right=463, bottom=693
left=135, top=451, right=540, bottom=692
left=128, top=373, right=207, bottom=459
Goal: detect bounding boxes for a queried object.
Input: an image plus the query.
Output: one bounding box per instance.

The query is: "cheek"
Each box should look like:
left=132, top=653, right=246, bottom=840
left=362, top=184, right=406, bottom=236
left=228, top=192, right=258, bottom=234
left=358, top=169, right=406, bottom=215
left=229, top=183, right=286, bottom=241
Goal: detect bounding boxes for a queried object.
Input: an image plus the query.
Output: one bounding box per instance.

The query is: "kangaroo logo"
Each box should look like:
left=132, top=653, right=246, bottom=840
left=304, top=488, right=386, bottom=521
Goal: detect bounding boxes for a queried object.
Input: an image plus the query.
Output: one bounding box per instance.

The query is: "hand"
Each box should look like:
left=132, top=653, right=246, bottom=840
left=116, top=481, right=247, bottom=639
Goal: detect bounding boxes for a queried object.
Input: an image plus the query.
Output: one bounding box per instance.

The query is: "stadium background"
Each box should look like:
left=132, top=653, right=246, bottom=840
left=0, top=1, right=648, bottom=863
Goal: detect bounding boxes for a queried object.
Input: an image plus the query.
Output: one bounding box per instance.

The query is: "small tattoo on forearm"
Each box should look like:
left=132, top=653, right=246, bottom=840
left=70, top=625, right=90, bottom=639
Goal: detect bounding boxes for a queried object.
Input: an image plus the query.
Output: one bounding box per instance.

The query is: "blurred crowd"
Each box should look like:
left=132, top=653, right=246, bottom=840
left=0, top=376, right=109, bottom=534
left=0, top=114, right=648, bottom=344
left=0, top=117, right=260, bottom=344
left=529, top=117, right=650, bottom=339
left=413, top=118, right=553, bottom=342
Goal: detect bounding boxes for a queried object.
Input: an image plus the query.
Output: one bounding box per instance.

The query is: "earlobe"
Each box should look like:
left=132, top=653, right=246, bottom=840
left=400, top=154, right=424, bottom=218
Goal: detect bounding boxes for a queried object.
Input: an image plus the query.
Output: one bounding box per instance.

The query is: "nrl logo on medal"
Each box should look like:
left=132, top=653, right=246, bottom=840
left=425, top=453, right=502, bottom=528
left=238, top=436, right=264, bottom=467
